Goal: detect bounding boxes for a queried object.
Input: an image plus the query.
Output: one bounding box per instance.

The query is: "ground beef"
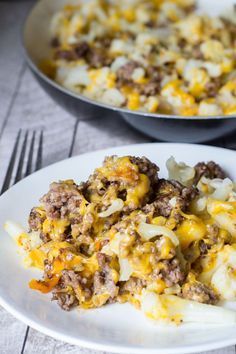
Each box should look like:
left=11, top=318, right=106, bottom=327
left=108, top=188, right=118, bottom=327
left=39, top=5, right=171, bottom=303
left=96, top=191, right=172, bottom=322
left=116, top=61, right=140, bottom=84
left=28, top=207, right=45, bottom=231
left=54, top=49, right=76, bottom=61
left=55, top=41, right=111, bottom=67
left=119, top=276, right=146, bottom=295
left=51, top=37, right=60, bottom=48
left=145, top=20, right=157, bottom=28
left=192, top=44, right=204, bottom=60
left=93, top=253, right=118, bottom=299
left=86, top=48, right=112, bottom=68
left=154, top=258, right=185, bottom=287
left=52, top=270, right=92, bottom=311
left=162, top=62, right=175, bottom=75
left=97, top=252, right=111, bottom=268
left=80, top=212, right=94, bottom=234
left=136, top=66, right=163, bottom=95
left=52, top=291, right=78, bottom=311
left=182, top=281, right=219, bottom=304
left=40, top=181, right=84, bottom=219
left=194, top=161, right=227, bottom=184
left=60, top=270, right=82, bottom=288
left=199, top=224, right=220, bottom=254
left=96, top=36, right=113, bottom=48
left=74, top=41, right=90, bottom=59
left=205, top=79, right=221, bottom=98
left=185, top=4, right=197, bottom=14
left=93, top=270, right=118, bottom=298
left=221, top=18, right=236, bottom=43
left=144, top=179, right=197, bottom=220
left=199, top=240, right=209, bottom=255
left=146, top=66, right=164, bottom=82
left=129, top=156, right=159, bottom=186
left=178, top=38, right=187, bottom=49
left=40, top=232, right=51, bottom=244
left=140, top=81, right=161, bottom=96
left=207, top=223, right=219, bottom=241
left=43, top=259, right=53, bottom=278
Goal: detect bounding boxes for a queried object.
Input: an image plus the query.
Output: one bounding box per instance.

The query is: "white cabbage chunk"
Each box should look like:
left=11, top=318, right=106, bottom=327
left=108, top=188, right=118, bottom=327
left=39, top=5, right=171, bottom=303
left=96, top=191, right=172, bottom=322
left=207, top=199, right=236, bottom=238
left=211, top=178, right=234, bottom=200
left=4, top=220, right=42, bottom=267
left=101, top=232, right=125, bottom=256
left=211, top=264, right=236, bottom=300
left=166, top=156, right=195, bottom=186
left=4, top=220, right=42, bottom=251
left=205, top=244, right=236, bottom=300
left=194, top=196, right=207, bottom=212
left=229, top=191, right=236, bottom=202
left=119, top=258, right=133, bottom=281
left=111, top=56, right=129, bottom=72
left=4, top=220, right=26, bottom=242
left=163, top=284, right=181, bottom=295
left=137, top=222, right=179, bottom=246
left=101, top=231, right=133, bottom=281
left=141, top=290, right=236, bottom=324
left=56, top=65, right=90, bottom=88
left=98, top=199, right=124, bottom=218
left=101, top=89, right=126, bottom=107
left=199, top=244, right=236, bottom=299
left=197, top=177, right=235, bottom=201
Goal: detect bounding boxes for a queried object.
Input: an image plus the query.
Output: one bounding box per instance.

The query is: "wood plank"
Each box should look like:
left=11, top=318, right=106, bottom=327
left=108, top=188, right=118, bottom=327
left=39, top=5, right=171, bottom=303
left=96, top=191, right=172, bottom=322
left=24, top=328, right=108, bottom=354
left=0, top=1, right=32, bottom=135
left=0, top=306, right=27, bottom=354
left=0, top=61, right=77, bottom=353
left=0, top=3, right=34, bottom=352
left=72, top=114, right=150, bottom=155
left=23, top=327, right=235, bottom=354
left=0, top=68, right=76, bottom=188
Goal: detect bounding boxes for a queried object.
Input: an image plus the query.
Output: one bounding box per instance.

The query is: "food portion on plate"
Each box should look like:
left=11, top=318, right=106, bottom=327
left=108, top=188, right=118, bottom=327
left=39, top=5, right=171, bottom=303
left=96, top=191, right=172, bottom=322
left=42, top=0, right=236, bottom=116
left=5, top=154, right=236, bottom=325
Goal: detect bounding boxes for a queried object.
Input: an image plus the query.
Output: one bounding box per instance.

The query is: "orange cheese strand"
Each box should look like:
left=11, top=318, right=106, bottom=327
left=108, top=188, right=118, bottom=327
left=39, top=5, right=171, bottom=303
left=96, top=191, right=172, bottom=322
left=29, top=276, right=59, bottom=294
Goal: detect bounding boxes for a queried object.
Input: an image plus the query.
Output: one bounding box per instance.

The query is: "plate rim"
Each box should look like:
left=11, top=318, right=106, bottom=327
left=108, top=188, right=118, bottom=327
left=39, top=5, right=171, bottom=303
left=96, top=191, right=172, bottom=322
left=1, top=293, right=236, bottom=354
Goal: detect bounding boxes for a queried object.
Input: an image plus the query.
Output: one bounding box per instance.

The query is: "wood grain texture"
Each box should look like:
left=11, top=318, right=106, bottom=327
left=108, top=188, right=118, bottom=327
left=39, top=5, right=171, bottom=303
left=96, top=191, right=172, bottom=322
left=0, top=2, right=32, bottom=135
left=24, top=328, right=108, bottom=354
left=0, top=1, right=236, bottom=353
left=0, top=68, right=76, bottom=188
left=72, top=115, right=150, bottom=155
left=0, top=306, right=27, bottom=354
left=0, top=3, right=34, bottom=353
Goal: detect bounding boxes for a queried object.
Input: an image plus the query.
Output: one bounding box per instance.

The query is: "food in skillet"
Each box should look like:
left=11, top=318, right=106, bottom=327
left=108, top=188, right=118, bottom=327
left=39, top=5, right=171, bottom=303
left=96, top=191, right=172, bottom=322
left=42, top=0, right=236, bottom=116
left=5, top=155, right=236, bottom=324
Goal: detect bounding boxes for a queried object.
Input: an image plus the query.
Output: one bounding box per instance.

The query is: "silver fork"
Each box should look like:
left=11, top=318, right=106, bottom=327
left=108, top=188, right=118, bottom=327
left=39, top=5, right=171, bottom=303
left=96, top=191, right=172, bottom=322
left=1, top=130, right=43, bottom=194
left=1, top=129, right=43, bottom=352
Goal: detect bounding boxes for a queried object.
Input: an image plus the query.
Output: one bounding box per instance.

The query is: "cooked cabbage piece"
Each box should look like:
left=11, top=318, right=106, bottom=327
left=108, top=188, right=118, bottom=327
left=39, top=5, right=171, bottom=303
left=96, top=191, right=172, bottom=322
left=141, top=291, right=236, bottom=324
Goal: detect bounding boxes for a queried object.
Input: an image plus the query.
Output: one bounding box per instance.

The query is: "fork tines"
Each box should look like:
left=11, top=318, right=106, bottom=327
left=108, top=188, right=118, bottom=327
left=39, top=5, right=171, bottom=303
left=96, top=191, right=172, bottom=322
left=1, top=130, right=43, bottom=194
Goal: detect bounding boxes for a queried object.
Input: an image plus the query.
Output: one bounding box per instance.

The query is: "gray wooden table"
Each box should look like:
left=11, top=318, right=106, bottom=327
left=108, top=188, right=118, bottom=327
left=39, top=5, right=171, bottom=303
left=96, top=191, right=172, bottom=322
left=0, top=2, right=236, bottom=353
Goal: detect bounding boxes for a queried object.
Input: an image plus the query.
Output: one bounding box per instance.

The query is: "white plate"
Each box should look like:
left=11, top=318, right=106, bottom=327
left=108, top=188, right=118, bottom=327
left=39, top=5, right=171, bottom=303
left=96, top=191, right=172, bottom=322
left=1, top=143, right=236, bottom=354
